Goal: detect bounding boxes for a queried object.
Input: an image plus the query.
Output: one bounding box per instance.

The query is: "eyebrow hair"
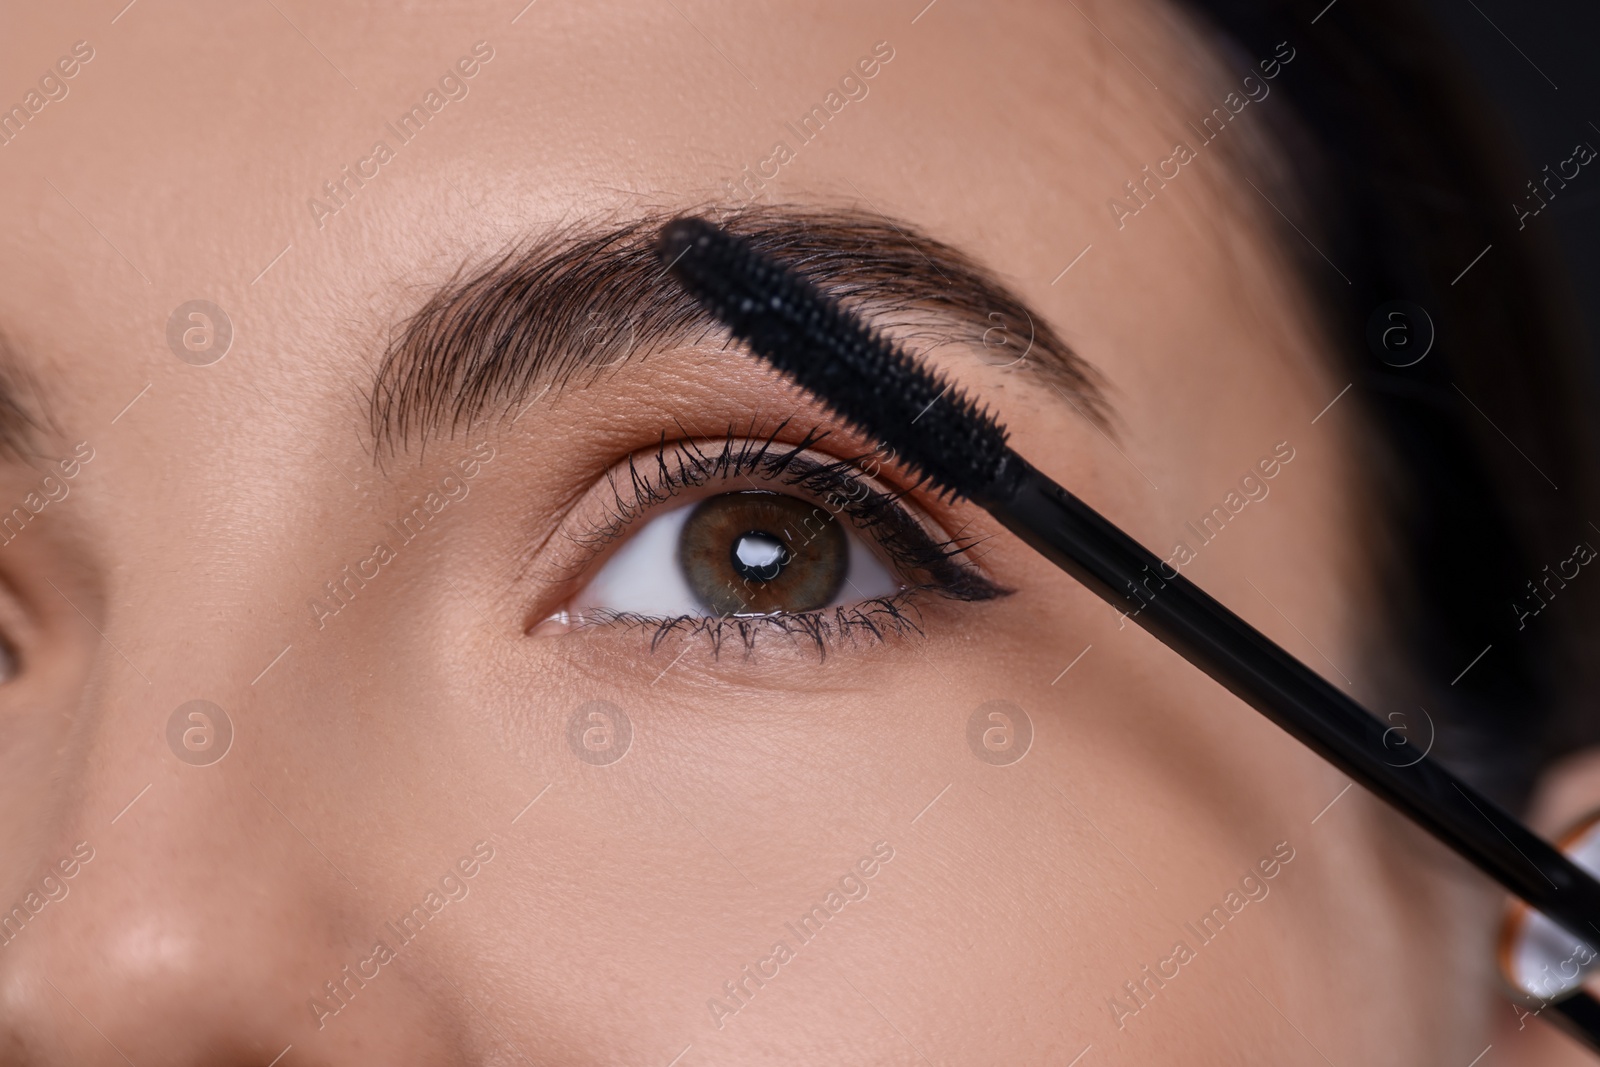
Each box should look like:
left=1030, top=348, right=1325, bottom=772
left=368, top=204, right=1110, bottom=452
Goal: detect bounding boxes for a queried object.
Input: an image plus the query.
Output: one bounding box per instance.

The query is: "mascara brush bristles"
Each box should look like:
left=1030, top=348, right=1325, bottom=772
left=658, top=216, right=1016, bottom=500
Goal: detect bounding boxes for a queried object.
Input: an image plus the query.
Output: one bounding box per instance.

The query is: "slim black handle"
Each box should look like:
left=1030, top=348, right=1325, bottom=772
left=986, top=458, right=1600, bottom=947
left=1556, top=992, right=1600, bottom=1053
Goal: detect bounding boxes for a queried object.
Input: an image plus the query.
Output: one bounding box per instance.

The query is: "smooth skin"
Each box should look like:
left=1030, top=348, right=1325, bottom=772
left=0, top=1, right=1586, bottom=1064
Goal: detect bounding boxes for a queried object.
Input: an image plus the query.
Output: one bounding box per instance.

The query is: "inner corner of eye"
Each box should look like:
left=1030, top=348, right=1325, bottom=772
left=566, top=490, right=900, bottom=622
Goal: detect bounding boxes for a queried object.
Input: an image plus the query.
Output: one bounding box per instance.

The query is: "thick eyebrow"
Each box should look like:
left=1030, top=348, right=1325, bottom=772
left=368, top=204, right=1110, bottom=452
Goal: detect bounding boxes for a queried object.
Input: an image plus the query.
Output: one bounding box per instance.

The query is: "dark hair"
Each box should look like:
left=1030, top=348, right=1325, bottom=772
left=1183, top=0, right=1600, bottom=805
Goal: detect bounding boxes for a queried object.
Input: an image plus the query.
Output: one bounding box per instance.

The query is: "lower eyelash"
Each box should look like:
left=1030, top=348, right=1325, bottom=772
left=585, top=591, right=927, bottom=660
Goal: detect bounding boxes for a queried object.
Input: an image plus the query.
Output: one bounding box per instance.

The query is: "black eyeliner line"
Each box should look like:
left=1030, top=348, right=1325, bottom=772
left=658, top=215, right=1600, bottom=1042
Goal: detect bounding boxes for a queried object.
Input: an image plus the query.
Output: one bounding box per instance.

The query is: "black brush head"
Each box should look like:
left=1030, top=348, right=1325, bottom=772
left=657, top=216, right=1014, bottom=501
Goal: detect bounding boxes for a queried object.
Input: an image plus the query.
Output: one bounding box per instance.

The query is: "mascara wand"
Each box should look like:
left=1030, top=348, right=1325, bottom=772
left=659, top=215, right=1600, bottom=1049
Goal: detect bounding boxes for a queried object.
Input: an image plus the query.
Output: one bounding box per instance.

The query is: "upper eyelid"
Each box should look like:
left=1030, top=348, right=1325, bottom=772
left=566, top=428, right=846, bottom=557
left=569, top=445, right=885, bottom=568
left=557, top=432, right=1007, bottom=604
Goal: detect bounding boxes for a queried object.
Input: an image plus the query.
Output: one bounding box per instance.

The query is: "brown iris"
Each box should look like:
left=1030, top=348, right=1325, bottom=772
left=678, top=492, right=849, bottom=616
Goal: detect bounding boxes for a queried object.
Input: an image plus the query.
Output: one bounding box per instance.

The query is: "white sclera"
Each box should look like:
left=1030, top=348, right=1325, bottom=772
left=1504, top=819, right=1600, bottom=999
left=570, top=496, right=900, bottom=618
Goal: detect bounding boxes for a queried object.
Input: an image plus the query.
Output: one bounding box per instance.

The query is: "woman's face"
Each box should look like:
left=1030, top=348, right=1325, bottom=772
left=0, top=2, right=1503, bottom=1063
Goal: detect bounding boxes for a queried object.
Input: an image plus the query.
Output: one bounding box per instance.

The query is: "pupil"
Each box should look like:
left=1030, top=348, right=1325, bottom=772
left=731, top=531, right=789, bottom=582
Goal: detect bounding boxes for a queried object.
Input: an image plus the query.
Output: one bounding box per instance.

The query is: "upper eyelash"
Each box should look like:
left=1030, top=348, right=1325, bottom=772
left=568, top=417, right=1007, bottom=602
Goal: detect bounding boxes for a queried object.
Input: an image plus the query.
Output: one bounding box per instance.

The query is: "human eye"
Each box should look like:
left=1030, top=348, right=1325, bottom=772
left=573, top=489, right=897, bottom=618
left=540, top=425, right=1007, bottom=654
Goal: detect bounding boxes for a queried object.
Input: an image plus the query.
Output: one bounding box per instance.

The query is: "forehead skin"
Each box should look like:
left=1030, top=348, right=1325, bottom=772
left=0, top=2, right=1492, bottom=1065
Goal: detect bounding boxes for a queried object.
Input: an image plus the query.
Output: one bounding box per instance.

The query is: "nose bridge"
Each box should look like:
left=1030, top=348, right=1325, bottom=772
left=0, top=638, right=455, bottom=1066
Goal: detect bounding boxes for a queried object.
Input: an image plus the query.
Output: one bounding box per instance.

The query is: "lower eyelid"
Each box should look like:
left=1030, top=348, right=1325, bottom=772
left=576, top=590, right=932, bottom=658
